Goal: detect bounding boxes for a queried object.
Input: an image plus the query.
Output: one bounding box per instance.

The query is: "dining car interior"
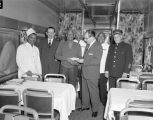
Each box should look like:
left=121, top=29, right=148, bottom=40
left=0, top=0, right=153, bottom=120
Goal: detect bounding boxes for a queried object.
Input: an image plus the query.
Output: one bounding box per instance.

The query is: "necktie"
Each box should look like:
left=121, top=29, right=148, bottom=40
left=48, top=39, right=52, bottom=47
left=84, top=44, right=90, bottom=56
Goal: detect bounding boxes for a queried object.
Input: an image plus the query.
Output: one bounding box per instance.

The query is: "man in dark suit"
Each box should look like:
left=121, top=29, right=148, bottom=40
left=105, top=29, right=133, bottom=89
left=39, top=27, right=60, bottom=77
left=77, top=30, right=103, bottom=117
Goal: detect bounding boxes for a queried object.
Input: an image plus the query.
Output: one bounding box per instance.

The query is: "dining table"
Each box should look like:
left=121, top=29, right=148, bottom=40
left=0, top=79, right=76, bottom=120
left=104, top=88, right=153, bottom=120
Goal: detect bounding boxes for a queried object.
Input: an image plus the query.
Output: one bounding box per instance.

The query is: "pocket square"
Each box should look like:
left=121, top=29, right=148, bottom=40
left=88, top=53, right=93, bottom=55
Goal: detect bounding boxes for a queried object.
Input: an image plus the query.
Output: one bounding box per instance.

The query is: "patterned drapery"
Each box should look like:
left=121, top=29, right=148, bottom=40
left=144, top=38, right=153, bottom=65
left=119, top=13, right=144, bottom=65
left=58, top=13, right=82, bottom=39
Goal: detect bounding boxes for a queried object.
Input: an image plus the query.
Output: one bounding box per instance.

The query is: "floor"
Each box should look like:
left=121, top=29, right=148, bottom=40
left=69, top=97, right=105, bottom=120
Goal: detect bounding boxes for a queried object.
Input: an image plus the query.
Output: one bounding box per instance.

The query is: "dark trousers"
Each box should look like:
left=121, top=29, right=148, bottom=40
left=98, top=73, right=107, bottom=106
left=82, top=75, right=100, bottom=112
left=109, top=76, right=119, bottom=89
left=60, top=65, right=78, bottom=88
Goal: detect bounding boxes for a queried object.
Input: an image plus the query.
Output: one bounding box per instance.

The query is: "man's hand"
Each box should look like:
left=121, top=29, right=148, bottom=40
left=67, top=58, right=78, bottom=65
left=76, top=59, right=84, bottom=64
left=26, top=71, right=33, bottom=76
left=105, top=71, right=109, bottom=78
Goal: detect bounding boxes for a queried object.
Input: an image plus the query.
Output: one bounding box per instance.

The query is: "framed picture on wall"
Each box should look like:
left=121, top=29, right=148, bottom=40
left=0, top=28, right=20, bottom=81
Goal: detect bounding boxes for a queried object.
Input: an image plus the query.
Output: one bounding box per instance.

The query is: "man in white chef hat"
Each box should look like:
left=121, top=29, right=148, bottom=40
left=16, top=28, right=42, bottom=80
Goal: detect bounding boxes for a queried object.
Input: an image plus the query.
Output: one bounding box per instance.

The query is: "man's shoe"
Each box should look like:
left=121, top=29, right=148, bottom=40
left=92, top=111, right=98, bottom=117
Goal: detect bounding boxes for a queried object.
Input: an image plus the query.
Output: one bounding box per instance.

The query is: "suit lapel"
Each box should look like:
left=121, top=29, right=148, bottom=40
left=84, top=41, right=97, bottom=57
left=88, top=41, right=96, bottom=52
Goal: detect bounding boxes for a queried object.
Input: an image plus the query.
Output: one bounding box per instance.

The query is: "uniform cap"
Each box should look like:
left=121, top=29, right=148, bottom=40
left=26, top=28, right=36, bottom=37
left=113, top=29, right=123, bottom=35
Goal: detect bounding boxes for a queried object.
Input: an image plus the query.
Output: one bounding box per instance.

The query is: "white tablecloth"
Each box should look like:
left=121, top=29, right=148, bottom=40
left=104, top=88, right=153, bottom=120
left=1, top=81, right=76, bottom=120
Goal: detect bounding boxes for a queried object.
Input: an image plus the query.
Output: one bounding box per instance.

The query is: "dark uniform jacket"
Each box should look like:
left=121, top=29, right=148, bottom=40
left=105, top=41, right=133, bottom=77
left=38, top=38, right=60, bottom=76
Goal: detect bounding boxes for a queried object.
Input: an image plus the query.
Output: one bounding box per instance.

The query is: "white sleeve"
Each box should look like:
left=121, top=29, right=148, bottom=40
left=37, top=48, right=42, bottom=74
left=16, top=45, right=28, bottom=75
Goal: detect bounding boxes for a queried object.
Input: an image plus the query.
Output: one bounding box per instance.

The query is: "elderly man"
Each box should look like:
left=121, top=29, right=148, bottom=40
left=105, top=29, right=133, bottom=89
left=16, top=28, right=42, bottom=79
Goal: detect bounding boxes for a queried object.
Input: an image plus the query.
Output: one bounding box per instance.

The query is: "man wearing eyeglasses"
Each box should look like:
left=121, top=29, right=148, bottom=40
left=77, top=30, right=103, bottom=118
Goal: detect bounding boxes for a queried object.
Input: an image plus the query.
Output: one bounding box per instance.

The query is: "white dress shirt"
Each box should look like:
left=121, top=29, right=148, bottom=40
left=88, top=39, right=96, bottom=49
left=16, top=42, right=42, bottom=78
left=100, top=42, right=110, bottom=73
left=48, top=38, right=53, bottom=45
left=74, top=39, right=86, bottom=57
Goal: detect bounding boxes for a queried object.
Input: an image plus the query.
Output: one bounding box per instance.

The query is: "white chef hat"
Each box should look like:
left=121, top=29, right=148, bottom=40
left=26, top=28, right=36, bottom=37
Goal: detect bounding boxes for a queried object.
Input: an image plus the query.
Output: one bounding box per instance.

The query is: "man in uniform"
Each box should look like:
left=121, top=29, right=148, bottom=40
left=105, top=29, right=133, bottom=89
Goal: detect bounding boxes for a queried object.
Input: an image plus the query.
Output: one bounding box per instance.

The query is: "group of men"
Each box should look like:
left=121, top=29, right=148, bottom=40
left=16, top=27, right=133, bottom=118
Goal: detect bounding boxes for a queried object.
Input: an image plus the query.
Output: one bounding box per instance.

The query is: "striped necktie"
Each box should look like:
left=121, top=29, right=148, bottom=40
left=48, top=39, right=52, bottom=47
left=84, top=44, right=90, bottom=56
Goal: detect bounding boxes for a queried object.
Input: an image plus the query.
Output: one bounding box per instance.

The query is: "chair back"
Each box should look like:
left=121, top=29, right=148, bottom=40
left=0, top=88, right=20, bottom=112
left=126, top=98, right=153, bottom=109
left=117, top=78, right=140, bottom=89
left=23, top=88, right=54, bottom=120
left=0, top=105, right=39, bottom=120
left=120, top=107, right=153, bottom=120
left=142, top=79, right=153, bottom=90
left=44, top=74, right=66, bottom=83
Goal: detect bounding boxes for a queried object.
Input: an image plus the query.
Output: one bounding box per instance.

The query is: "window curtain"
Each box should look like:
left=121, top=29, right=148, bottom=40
left=58, top=13, right=82, bottom=39
left=144, top=38, right=153, bottom=66
left=119, top=13, right=144, bottom=65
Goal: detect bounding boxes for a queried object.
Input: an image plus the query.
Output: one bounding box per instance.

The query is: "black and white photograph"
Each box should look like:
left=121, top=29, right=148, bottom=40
left=0, top=0, right=153, bottom=120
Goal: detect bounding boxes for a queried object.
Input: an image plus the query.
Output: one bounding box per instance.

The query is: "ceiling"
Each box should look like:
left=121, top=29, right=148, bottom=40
left=38, top=0, right=149, bottom=27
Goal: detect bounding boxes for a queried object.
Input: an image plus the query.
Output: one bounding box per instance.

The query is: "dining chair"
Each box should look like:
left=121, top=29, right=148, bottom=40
left=120, top=107, right=153, bottom=120
left=142, top=79, right=153, bottom=90
left=0, top=88, right=21, bottom=112
left=23, top=88, right=60, bottom=120
left=116, top=78, right=140, bottom=89
left=126, top=98, right=153, bottom=109
left=44, top=73, right=66, bottom=83
left=0, top=105, right=39, bottom=120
